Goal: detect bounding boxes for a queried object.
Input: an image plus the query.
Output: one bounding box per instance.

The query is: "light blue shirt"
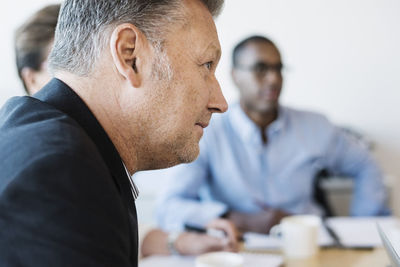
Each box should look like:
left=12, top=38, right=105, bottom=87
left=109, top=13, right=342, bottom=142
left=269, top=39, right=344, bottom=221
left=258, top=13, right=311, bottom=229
left=156, top=103, right=389, bottom=231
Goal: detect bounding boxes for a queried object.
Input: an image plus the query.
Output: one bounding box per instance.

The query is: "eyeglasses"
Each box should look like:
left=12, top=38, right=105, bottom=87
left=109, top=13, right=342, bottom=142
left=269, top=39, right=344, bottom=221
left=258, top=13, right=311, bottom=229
left=235, top=62, right=284, bottom=77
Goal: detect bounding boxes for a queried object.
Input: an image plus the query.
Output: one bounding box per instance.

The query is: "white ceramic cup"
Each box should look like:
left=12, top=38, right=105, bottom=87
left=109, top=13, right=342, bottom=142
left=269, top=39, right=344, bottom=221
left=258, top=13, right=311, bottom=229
left=270, top=215, right=321, bottom=259
left=195, top=251, right=244, bottom=267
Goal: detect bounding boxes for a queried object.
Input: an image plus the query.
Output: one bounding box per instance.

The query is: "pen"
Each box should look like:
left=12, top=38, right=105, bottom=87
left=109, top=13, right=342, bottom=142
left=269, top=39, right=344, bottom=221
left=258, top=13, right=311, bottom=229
left=322, top=219, right=345, bottom=249
left=184, top=223, right=227, bottom=239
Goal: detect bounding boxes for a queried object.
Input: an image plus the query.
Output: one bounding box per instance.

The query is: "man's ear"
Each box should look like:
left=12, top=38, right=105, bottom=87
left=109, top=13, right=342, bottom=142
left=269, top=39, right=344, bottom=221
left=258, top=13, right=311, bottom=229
left=110, top=23, right=148, bottom=88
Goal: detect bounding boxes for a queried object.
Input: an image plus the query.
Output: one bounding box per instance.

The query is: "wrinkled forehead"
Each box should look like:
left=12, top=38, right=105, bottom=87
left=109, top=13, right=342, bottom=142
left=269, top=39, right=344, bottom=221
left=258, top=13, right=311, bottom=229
left=237, top=41, right=281, bottom=66
left=183, top=0, right=219, bottom=38
left=164, top=0, right=221, bottom=56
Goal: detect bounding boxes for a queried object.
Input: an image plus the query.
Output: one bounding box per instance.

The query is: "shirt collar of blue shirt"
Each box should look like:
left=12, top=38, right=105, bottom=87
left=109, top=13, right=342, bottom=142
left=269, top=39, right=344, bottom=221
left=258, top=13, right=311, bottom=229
left=229, top=102, right=287, bottom=145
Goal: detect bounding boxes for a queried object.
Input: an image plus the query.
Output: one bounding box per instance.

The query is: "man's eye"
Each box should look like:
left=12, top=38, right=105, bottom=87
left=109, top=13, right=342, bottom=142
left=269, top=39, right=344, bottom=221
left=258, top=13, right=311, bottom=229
left=204, top=61, right=213, bottom=70
left=254, top=63, right=269, bottom=73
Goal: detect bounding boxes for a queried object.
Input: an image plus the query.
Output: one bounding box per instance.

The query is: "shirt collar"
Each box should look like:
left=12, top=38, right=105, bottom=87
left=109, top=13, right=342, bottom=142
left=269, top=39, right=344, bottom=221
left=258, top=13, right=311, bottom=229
left=229, top=102, right=287, bottom=144
left=229, top=102, right=260, bottom=145
left=123, top=163, right=140, bottom=201
left=268, top=106, right=286, bottom=134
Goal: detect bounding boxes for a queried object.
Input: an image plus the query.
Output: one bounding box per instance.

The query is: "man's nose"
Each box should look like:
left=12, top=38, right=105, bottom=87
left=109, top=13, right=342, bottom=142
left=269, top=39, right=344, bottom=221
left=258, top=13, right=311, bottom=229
left=262, top=69, right=282, bottom=84
left=208, top=79, right=228, bottom=113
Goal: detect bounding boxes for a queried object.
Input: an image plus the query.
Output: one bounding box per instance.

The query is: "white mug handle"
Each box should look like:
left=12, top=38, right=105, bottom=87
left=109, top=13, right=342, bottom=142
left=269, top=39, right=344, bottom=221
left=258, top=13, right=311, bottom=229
left=270, top=224, right=282, bottom=238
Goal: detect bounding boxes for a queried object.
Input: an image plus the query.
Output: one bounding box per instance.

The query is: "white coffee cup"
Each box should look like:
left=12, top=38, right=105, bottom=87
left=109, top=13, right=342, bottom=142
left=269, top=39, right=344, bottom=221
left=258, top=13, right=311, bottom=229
left=270, top=215, right=321, bottom=259
left=195, top=251, right=244, bottom=267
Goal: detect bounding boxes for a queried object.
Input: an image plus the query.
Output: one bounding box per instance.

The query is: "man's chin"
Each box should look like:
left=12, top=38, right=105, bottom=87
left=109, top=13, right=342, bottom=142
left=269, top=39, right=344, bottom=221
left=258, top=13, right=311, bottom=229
left=257, top=102, right=278, bottom=113
left=152, top=144, right=200, bottom=170
left=177, top=144, right=200, bottom=164
left=138, top=141, right=200, bottom=171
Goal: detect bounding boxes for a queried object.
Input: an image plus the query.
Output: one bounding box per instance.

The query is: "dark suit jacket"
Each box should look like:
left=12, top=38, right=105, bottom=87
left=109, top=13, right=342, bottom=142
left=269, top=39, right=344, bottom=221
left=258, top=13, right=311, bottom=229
left=0, top=79, right=138, bottom=266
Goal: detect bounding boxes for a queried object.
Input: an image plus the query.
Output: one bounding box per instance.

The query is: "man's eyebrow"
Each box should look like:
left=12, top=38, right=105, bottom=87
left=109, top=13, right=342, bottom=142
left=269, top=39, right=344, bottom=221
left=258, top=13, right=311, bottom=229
left=214, top=47, right=221, bottom=60
left=205, top=44, right=221, bottom=60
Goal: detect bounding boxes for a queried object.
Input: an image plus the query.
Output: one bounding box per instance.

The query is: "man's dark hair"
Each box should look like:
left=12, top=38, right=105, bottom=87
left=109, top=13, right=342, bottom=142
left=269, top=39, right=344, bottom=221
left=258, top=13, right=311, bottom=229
left=14, top=4, right=60, bottom=93
left=232, top=35, right=275, bottom=68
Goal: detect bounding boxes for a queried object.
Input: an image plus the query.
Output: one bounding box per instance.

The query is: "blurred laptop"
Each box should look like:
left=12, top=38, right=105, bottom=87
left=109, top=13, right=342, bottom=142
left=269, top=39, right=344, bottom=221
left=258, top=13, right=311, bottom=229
left=377, top=223, right=400, bottom=267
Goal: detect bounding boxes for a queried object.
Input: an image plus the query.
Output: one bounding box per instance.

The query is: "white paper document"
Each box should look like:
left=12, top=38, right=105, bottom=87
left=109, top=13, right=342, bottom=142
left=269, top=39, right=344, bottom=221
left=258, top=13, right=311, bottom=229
left=243, top=217, right=399, bottom=250
left=324, top=217, right=399, bottom=248
left=243, top=229, right=332, bottom=250
left=243, top=232, right=281, bottom=250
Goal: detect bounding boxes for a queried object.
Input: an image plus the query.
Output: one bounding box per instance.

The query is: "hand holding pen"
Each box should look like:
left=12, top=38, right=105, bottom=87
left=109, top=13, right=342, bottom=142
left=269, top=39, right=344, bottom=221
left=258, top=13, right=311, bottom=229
left=183, top=218, right=240, bottom=253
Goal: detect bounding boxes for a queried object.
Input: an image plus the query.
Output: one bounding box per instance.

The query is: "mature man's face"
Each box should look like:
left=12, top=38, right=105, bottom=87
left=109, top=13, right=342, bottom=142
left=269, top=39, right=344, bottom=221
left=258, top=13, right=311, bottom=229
left=232, top=41, right=283, bottom=114
left=136, top=0, right=227, bottom=169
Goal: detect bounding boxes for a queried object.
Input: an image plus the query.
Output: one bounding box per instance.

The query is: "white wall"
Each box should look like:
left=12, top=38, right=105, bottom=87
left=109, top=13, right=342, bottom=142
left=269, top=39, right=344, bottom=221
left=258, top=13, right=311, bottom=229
left=1, top=1, right=399, bottom=213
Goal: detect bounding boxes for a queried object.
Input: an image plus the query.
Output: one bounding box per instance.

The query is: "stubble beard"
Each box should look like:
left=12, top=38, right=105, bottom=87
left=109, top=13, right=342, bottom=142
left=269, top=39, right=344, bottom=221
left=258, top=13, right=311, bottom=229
left=147, top=43, right=200, bottom=168
left=143, top=127, right=200, bottom=170
left=173, top=130, right=200, bottom=164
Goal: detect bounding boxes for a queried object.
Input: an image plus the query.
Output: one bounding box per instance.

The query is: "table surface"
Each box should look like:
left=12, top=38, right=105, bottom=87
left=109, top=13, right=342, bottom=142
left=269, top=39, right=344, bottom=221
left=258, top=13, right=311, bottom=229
left=139, top=247, right=390, bottom=267
left=280, top=247, right=389, bottom=267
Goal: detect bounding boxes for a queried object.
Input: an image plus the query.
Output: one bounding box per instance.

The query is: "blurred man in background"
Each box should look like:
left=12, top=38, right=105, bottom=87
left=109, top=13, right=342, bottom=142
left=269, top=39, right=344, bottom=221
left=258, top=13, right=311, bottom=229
left=156, top=35, right=390, bottom=234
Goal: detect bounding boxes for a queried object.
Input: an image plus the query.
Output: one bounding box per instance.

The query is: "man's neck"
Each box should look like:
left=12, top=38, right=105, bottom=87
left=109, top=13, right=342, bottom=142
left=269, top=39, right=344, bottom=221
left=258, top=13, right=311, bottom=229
left=241, top=104, right=278, bottom=128
left=240, top=102, right=278, bottom=144
left=54, top=72, right=139, bottom=175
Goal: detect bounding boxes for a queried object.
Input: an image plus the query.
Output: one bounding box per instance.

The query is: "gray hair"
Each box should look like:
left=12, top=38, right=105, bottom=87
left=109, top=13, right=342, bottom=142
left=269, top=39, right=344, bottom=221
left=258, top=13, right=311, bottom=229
left=48, top=0, right=224, bottom=76
left=151, top=42, right=173, bottom=81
